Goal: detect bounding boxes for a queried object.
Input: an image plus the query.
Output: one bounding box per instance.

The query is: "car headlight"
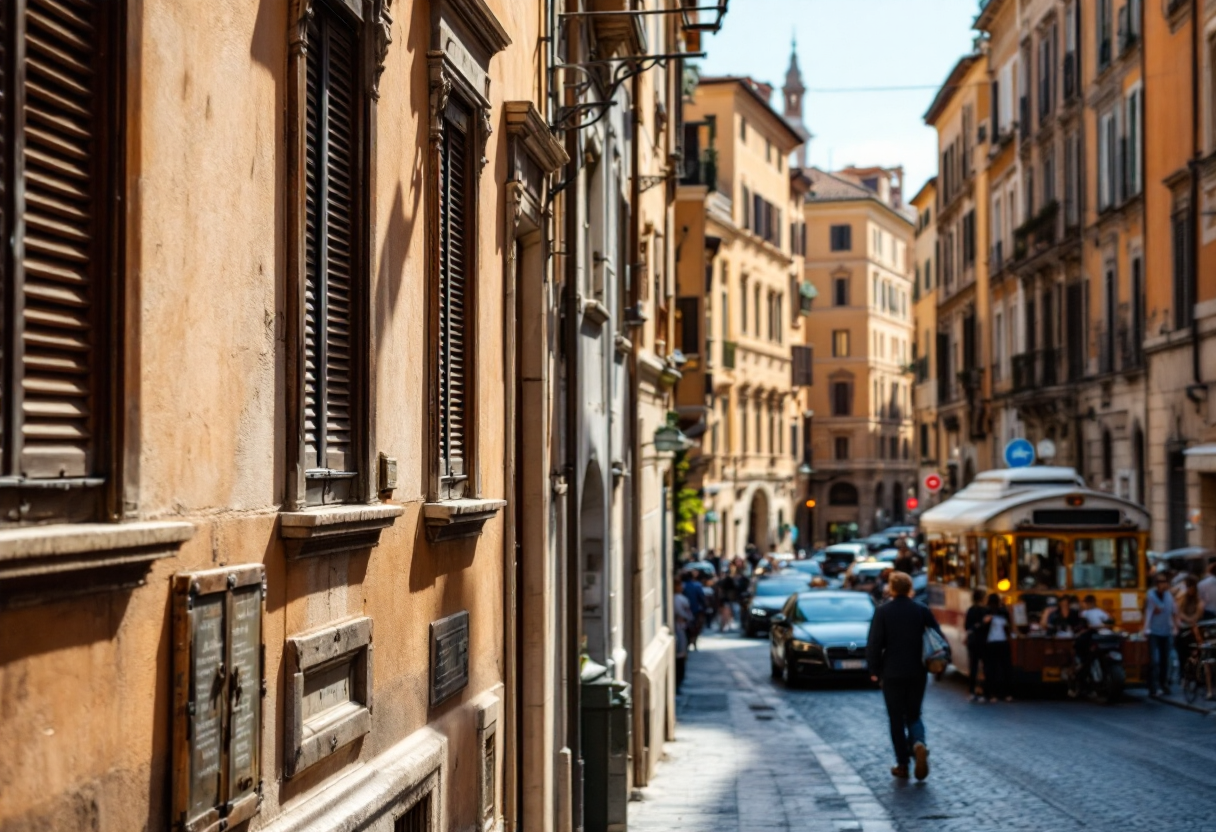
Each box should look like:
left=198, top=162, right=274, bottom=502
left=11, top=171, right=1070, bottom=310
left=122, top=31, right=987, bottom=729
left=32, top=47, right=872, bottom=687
left=791, top=639, right=818, bottom=652
left=750, top=608, right=768, bottom=616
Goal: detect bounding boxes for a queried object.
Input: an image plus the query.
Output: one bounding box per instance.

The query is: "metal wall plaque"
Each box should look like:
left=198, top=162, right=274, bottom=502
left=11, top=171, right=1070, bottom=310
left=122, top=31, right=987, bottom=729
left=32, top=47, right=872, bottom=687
left=430, top=611, right=470, bottom=705
left=173, top=565, right=265, bottom=832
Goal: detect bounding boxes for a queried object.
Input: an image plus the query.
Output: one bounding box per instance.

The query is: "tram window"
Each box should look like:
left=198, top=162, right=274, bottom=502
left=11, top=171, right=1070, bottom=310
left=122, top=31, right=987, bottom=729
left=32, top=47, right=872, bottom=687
left=1073, top=538, right=1139, bottom=589
left=1018, top=537, right=1067, bottom=590
left=929, top=542, right=964, bottom=586
left=975, top=537, right=990, bottom=589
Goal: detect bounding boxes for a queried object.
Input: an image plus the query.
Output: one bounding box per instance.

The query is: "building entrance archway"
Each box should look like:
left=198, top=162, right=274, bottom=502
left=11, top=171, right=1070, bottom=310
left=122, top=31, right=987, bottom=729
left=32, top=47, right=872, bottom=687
left=746, top=489, right=771, bottom=554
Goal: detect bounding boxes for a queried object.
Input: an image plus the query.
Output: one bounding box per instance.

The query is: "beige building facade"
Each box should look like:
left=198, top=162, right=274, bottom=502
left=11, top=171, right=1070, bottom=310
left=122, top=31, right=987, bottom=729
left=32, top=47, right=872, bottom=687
left=0, top=2, right=723, bottom=831
left=676, top=74, right=805, bottom=558
left=801, top=167, right=917, bottom=543
left=910, top=179, right=942, bottom=508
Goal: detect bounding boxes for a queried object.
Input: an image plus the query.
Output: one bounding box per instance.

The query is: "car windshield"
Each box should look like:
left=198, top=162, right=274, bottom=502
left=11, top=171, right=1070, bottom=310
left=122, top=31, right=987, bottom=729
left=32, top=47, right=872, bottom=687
left=754, top=581, right=807, bottom=597
left=795, top=596, right=875, bottom=622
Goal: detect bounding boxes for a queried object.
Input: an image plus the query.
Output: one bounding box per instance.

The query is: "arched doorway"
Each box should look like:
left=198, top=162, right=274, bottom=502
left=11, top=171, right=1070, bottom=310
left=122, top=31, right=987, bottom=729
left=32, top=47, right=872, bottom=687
left=963, top=457, right=976, bottom=487
left=826, top=482, right=860, bottom=544
left=581, top=462, right=608, bottom=663
left=874, top=482, right=886, bottom=531
left=747, top=489, right=771, bottom=554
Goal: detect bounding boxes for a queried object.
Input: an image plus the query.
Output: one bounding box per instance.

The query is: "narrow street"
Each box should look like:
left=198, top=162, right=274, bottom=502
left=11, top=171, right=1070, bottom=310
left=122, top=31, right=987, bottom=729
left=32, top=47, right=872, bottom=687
left=631, top=633, right=1216, bottom=832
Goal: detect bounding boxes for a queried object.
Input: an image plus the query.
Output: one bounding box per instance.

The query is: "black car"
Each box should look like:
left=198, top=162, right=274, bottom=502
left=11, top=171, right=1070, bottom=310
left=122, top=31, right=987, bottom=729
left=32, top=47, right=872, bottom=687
left=742, top=577, right=812, bottom=638
left=769, top=591, right=876, bottom=685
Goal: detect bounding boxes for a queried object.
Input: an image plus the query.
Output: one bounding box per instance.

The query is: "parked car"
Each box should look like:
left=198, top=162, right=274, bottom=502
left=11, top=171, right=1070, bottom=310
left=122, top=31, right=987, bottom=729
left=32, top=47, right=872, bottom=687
left=783, top=559, right=829, bottom=587
left=820, top=542, right=868, bottom=578
left=859, top=534, right=893, bottom=553
left=769, top=591, right=877, bottom=685
left=742, top=576, right=813, bottom=637
left=845, top=560, right=890, bottom=594
left=874, top=548, right=900, bottom=563
left=880, top=525, right=917, bottom=542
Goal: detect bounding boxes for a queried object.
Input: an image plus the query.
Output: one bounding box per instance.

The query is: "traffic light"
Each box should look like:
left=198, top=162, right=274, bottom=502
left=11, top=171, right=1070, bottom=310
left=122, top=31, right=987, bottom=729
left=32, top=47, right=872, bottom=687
left=805, top=498, right=817, bottom=509
left=906, top=496, right=919, bottom=511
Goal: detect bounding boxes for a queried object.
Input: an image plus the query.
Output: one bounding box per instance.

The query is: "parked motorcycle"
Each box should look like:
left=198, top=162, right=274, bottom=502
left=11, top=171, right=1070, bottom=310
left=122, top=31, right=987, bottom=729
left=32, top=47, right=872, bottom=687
left=1066, top=629, right=1127, bottom=704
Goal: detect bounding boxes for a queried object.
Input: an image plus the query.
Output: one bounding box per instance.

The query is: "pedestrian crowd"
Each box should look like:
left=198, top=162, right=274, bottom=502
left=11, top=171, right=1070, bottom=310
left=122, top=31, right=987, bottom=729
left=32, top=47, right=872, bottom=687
left=673, top=546, right=762, bottom=690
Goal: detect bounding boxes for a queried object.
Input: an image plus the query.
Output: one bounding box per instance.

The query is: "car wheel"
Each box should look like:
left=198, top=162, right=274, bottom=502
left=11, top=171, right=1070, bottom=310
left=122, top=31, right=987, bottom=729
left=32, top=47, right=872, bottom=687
left=771, top=653, right=781, bottom=680
left=782, top=648, right=800, bottom=688
left=744, top=625, right=755, bottom=639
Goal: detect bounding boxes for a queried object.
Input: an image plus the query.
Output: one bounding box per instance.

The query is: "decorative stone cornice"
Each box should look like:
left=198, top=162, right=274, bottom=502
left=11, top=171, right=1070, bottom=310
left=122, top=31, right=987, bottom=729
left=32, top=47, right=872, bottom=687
left=504, top=101, right=570, bottom=174
left=441, top=0, right=512, bottom=57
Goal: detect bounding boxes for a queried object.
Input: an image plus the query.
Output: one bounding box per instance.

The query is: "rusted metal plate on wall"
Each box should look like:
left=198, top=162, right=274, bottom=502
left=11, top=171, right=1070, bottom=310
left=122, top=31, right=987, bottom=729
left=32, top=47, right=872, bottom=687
left=430, top=610, right=470, bottom=705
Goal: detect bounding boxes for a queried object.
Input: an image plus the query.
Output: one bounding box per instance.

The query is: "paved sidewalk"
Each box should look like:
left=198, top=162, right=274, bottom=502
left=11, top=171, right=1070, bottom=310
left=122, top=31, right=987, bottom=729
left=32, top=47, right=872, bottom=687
left=629, top=635, right=896, bottom=832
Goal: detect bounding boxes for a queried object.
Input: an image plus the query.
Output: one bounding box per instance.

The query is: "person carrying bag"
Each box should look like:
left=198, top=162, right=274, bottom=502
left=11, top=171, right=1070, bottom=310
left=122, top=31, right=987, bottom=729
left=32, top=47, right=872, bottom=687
left=867, top=571, right=951, bottom=782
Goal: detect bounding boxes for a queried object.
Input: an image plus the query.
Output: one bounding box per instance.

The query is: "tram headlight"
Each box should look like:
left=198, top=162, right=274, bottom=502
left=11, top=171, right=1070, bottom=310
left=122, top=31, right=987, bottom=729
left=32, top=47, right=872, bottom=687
left=997, top=578, right=1011, bottom=592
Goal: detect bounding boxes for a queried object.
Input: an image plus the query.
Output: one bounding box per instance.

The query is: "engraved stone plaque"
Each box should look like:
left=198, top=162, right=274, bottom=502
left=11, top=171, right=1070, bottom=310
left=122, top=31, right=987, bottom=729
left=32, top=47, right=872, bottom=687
left=173, top=566, right=264, bottom=832
left=430, top=611, right=470, bottom=706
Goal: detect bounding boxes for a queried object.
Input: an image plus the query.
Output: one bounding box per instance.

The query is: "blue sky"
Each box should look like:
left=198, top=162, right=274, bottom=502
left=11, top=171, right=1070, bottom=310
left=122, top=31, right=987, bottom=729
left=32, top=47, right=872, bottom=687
left=699, top=0, right=981, bottom=197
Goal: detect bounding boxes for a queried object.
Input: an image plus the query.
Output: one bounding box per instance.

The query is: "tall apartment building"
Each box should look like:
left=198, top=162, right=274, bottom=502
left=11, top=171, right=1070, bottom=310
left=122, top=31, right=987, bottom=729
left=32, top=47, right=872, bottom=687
left=675, top=74, right=806, bottom=558
left=910, top=179, right=942, bottom=506
left=922, top=0, right=1216, bottom=552
left=800, top=167, right=917, bottom=543
left=924, top=51, right=993, bottom=489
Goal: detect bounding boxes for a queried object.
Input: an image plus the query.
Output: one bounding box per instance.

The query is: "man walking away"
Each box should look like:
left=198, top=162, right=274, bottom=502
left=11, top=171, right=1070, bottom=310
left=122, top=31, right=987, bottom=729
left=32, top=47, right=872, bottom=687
left=682, top=571, right=707, bottom=649
left=963, top=589, right=988, bottom=702
left=1144, top=573, right=1177, bottom=696
left=1198, top=562, right=1216, bottom=620
left=867, top=571, right=949, bottom=781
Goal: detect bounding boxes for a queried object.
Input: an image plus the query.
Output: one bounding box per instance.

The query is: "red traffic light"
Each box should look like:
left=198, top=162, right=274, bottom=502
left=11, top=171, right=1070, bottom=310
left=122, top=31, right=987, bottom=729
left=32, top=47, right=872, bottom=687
left=906, top=497, right=920, bottom=511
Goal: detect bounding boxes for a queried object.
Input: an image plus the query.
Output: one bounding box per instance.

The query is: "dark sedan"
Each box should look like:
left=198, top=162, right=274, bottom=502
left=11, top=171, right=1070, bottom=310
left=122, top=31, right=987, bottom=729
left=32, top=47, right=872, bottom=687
left=769, top=591, right=876, bottom=686
left=742, top=577, right=812, bottom=638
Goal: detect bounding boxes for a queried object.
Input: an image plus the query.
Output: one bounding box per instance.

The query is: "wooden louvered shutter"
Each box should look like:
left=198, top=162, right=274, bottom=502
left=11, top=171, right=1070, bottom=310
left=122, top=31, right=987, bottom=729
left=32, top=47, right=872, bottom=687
left=5, top=0, right=111, bottom=481
left=438, top=100, right=471, bottom=498
left=303, top=7, right=359, bottom=485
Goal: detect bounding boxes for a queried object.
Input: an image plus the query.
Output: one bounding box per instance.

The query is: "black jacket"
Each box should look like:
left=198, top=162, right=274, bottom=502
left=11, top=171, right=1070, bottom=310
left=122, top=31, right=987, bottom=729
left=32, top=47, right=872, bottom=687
left=867, top=596, right=947, bottom=680
left=964, top=604, right=989, bottom=647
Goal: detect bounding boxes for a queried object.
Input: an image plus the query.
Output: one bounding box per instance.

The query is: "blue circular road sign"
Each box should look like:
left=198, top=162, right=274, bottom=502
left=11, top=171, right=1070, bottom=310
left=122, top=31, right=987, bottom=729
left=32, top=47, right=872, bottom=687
left=1004, top=438, right=1036, bottom=468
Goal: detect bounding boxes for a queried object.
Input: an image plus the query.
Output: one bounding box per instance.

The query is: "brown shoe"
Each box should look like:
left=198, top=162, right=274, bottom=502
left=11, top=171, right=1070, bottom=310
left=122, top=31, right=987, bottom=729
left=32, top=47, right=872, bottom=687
left=913, top=742, right=930, bottom=781
left=890, top=765, right=909, bottom=779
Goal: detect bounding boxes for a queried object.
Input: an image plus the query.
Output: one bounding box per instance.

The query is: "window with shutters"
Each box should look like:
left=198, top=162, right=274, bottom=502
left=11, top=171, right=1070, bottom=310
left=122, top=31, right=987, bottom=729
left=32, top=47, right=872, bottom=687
left=791, top=346, right=813, bottom=387
left=436, top=97, right=476, bottom=501
left=0, top=0, right=123, bottom=525
left=297, top=0, right=366, bottom=506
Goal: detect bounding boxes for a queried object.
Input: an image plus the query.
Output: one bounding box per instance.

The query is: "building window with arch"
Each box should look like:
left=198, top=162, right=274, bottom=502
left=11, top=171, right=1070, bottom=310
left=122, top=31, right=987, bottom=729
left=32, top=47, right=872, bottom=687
left=829, top=482, right=859, bottom=506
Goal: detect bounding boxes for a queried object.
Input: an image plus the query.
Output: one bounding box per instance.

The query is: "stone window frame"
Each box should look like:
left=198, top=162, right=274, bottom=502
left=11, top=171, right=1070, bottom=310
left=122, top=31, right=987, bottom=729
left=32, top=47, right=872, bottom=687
left=420, top=0, right=511, bottom=542
left=284, top=616, right=374, bottom=777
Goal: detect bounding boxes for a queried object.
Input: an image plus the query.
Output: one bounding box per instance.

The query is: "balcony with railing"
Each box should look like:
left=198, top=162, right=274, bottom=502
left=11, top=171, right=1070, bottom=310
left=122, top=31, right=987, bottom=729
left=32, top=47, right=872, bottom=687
left=989, top=240, right=1005, bottom=278
left=1118, top=321, right=1144, bottom=372
left=1097, top=324, right=1115, bottom=375
left=1011, top=348, right=1060, bottom=394
left=1013, top=200, right=1059, bottom=262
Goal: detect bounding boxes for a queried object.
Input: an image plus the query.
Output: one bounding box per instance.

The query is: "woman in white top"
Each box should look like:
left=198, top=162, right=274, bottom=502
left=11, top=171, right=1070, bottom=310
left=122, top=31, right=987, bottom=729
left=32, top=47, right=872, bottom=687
left=983, top=593, right=1014, bottom=702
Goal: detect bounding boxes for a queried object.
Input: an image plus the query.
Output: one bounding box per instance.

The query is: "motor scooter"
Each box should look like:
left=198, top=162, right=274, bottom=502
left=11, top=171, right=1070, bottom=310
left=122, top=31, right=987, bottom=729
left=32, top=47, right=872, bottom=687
left=1066, top=628, right=1126, bottom=704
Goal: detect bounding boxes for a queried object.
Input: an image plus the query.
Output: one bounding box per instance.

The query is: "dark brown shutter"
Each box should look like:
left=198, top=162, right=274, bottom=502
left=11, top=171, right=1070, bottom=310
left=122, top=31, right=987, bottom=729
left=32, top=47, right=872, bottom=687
left=303, top=8, right=358, bottom=476
left=17, top=0, right=106, bottom=479
left=439, top=101, right=471, bottom=494
left=792, top=345, right=813, bottom=387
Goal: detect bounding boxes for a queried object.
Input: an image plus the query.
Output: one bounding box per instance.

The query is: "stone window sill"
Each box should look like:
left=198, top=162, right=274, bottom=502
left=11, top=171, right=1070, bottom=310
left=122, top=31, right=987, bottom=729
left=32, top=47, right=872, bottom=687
left=422, top=498, right=506, bottom=542
left=280, top=503, right=404, bottom=559
left=0, top=520, right=195, bottom=607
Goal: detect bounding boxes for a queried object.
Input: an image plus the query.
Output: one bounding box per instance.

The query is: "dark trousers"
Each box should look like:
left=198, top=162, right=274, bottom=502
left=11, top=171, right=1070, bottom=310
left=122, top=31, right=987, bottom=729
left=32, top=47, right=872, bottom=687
left=675, top=656, right=686, bottom=690
left=967, top=640, right=984, bottom=694
left=983, top=641, right=1012, bottom=700
left=881, top=674, right=928, bottom=766
left=1148, top=634, right=1172, bottom=692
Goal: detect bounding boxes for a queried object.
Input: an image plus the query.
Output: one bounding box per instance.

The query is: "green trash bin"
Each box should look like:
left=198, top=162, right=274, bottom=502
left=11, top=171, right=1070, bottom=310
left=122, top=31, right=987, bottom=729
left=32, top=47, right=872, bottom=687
left=581, top=666, right=631, bottom=832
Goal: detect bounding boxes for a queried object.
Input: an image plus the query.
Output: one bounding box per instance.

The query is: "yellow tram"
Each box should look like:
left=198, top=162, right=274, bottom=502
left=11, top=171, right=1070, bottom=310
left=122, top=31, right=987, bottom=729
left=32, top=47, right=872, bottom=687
left=919, top=467, right=1151, bottom=686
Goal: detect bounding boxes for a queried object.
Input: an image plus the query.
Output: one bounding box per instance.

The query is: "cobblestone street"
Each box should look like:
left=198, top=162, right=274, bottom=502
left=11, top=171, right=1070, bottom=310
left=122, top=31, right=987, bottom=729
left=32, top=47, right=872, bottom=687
left=630, top=633, right=1216, bottom=832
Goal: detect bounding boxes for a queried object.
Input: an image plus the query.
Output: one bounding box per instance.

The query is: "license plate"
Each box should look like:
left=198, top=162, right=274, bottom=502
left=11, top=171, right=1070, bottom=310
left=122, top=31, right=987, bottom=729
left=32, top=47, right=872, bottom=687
left=835, top=659, right=866, bottom=670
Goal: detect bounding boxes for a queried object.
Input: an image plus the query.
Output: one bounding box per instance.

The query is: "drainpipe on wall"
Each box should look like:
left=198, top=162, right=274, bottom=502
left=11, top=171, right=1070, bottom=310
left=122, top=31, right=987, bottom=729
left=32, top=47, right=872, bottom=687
left=562, top=46, right=584, bottom=832
left=627, top=61, right=647, bottom=789
left=1190, top=0, right=1204, bottom=389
